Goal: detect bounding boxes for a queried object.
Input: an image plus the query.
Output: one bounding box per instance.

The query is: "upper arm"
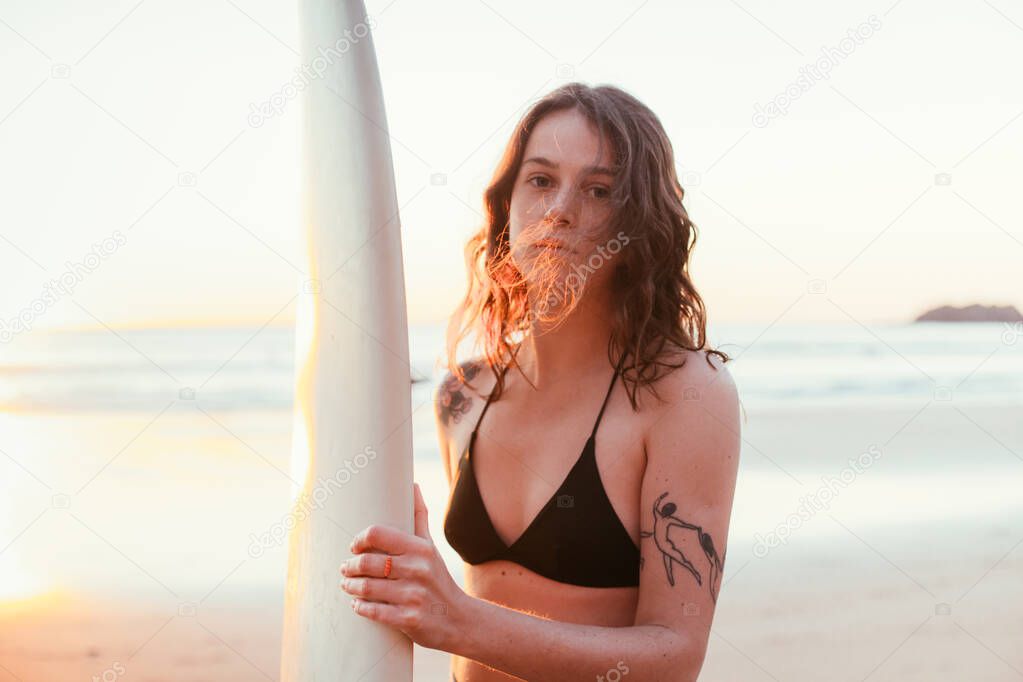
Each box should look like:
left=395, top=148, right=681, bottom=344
left=433, top=377, right=453, bottom=488
left=633, top=353, right=741, bottom=672
left=433, top=359, right=485, bottom=488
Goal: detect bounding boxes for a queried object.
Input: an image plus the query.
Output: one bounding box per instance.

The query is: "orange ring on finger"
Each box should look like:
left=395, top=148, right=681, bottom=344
left=383, top=555, right=392, bottom=579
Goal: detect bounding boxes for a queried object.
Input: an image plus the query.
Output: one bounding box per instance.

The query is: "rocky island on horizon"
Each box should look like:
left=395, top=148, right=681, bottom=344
left=915, top=303, right=1023, bottom=322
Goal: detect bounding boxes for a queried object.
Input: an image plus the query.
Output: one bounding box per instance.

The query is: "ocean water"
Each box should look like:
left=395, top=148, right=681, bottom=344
left=1, top=321, right=1020, bottom=414
left=0, top=321, right=1020, bottom=601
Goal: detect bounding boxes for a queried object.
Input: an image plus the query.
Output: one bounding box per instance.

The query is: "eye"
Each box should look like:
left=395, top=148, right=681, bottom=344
left=527, top=175, right=552, bottom=189
left=589, top=185, right=611, bottom=200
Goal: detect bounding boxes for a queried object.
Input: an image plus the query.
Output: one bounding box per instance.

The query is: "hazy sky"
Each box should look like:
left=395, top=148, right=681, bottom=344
left=1, top=0, right=1021, bottom=333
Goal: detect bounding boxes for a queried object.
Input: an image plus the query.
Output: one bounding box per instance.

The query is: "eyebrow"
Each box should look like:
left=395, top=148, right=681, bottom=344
left=522, top=156, right=618, bottom=177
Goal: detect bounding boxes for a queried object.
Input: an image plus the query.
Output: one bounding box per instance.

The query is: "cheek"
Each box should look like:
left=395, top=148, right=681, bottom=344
left=507, top=193, right=541, bottom=247
left=507, top=189, right=524, bottom=240
left=505, top=203, right=530, bottom=266
left=580, top=207, right=618, bottom=247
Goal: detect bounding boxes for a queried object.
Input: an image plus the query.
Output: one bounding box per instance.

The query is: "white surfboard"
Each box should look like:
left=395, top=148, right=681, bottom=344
left=282, top=1, right=413, bottom=679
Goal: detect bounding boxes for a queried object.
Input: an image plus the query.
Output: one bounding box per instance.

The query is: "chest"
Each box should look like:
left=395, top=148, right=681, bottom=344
left=474, top=417, right=642, bottom=548
left=459, top=394, right=648, bottom=554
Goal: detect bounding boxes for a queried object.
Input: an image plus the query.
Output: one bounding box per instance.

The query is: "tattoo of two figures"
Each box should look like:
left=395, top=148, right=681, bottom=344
left=439, top=364, right=726, bottom=603
left=640, top=492, right=725, bottom=603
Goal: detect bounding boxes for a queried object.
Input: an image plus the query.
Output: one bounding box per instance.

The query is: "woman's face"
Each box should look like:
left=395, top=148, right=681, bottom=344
left=508, top=108, right=619, bottom=311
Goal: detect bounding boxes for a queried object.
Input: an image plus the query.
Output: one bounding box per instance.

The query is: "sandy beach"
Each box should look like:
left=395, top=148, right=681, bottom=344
left=0, top=593, right=452, bottom=681
left=2, top=401, right=1019, bottom=681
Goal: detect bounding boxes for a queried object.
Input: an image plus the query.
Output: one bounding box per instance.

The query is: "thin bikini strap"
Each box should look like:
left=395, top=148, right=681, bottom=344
left=470, top=351, right=516, bottom=437
left=590, top=353, right=626, bottom=440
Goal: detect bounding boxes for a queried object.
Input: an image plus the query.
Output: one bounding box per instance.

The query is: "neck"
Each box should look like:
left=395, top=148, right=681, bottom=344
left=514, top=292, right=616, bottom=389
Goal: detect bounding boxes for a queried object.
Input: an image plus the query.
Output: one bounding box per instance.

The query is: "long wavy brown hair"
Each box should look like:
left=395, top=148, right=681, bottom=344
left=444, top=82, right=729, bottom=410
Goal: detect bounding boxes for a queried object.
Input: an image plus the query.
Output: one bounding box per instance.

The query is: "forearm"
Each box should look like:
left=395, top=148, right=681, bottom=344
left=451, top=594, right=698, bottom=682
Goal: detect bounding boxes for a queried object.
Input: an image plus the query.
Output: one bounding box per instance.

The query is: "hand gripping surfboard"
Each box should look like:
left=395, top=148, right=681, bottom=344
left=282, top=1, right=413, bottom=679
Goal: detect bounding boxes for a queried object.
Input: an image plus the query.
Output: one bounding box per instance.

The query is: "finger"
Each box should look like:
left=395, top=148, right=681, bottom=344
left=340, top=576, right=403, bottom=604
left=350, top=597, right=406, bottom=628
left=412, top=482, right=431, bottom=541
left=350, top=524, right=414, bottom=555
left=341, top=552, right=398, bottom=579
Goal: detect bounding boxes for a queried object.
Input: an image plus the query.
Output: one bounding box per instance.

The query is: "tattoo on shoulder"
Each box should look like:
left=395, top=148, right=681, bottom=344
left=639, top=492, right=726, bottom=603
left=438, top=360, right=483, bottom=427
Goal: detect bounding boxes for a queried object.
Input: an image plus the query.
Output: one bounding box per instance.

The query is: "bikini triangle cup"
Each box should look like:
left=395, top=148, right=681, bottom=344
left=443, top=350, right=640, bottom=588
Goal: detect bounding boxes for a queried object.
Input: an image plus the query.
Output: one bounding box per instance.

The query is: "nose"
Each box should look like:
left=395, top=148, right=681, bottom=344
left=542, top=187, right=578, bottom=228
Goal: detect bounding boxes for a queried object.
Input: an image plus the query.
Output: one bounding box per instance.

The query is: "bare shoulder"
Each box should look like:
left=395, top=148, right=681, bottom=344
left=650, top=346, right=738, bottom=415
left=433, top=357, right=490, bottom=431
left=641, top=345, right=741, bottom=471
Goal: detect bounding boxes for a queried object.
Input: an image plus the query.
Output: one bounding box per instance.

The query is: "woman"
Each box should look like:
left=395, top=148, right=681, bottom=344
left=341, top=82, right=741, bottom=681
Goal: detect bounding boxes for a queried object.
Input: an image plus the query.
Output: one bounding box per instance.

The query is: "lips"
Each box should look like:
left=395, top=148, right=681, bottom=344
left=534, top=238, right=570, bottom=252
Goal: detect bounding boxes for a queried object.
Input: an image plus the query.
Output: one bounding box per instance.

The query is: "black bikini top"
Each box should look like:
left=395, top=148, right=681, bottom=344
left=442, top=354, right=640, bottom=588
